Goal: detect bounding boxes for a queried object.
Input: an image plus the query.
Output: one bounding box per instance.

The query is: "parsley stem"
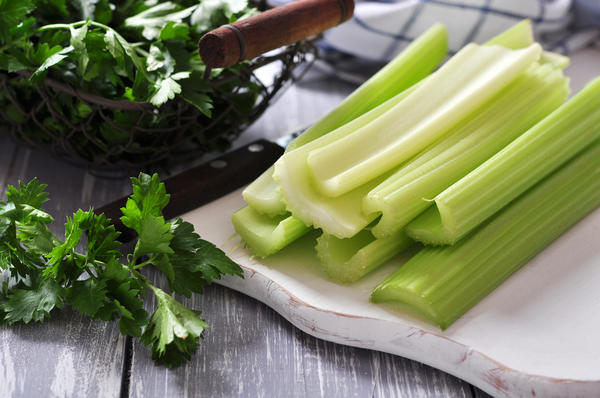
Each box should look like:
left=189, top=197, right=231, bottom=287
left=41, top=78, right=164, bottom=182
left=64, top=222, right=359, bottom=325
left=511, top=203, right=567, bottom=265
left=130, top=268, right=152, bottom=288
left=132, top=258, right=153, bottom=270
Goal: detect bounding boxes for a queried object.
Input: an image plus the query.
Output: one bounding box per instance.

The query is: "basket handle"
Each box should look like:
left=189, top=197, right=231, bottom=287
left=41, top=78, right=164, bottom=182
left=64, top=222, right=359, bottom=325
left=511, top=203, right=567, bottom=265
left=198, top=0, right=355, bottom=68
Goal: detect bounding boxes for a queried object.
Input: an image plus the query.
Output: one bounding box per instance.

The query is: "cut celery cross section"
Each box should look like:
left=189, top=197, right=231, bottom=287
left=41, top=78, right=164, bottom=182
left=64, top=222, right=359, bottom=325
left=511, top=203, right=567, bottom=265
left=364, top=62, right=569, bottom=238
left=406, top=77, right=600, bottom=245
left=231, top=206, right=309, bottom=258
left=306, top=43, right=542, bottom=198
left=371, top=139, right=600, bottom=330
left=316, top=230, right=413, bottom=284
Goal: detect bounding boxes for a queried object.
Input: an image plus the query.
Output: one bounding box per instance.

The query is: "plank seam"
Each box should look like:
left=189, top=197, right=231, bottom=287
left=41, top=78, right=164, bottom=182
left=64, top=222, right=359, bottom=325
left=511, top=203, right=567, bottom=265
left=119, top=336, right=134, bottom=398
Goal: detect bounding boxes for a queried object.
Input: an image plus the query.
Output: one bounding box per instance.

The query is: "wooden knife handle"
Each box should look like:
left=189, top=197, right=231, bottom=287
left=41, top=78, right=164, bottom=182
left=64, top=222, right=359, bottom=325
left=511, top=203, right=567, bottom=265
left=95, top=139, right=284, bottom=243
left=199, top=0, right=355, bottom=68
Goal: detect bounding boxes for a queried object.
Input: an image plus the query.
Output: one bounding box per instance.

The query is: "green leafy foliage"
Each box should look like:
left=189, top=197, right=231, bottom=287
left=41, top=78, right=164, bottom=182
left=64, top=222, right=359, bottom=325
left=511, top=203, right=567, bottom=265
left=0, top=173, right=243, bottom=367
left=0, top=0, right=262, bottom=164
left=141, top=286, right=209, bottom=367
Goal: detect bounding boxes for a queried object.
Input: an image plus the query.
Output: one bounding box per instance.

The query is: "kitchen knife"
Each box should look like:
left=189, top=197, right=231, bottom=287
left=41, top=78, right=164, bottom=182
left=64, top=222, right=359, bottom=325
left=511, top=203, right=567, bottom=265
left=95, top=134, right=299, bottom=243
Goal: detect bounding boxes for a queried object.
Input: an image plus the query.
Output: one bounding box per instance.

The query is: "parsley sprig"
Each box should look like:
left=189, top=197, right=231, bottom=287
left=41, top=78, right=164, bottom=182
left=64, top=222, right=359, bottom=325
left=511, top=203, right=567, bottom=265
left=0, top=173, right=243, bottom=368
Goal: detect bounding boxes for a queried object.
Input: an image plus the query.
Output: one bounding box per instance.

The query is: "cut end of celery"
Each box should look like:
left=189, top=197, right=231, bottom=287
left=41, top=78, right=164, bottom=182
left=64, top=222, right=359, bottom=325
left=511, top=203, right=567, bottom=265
left=316, top=230, right=376, bottom=283
left=371, top=281, right=448, bottom=329
left=232, top=206, right=310, bottom=258
left=540, top=51, right=570, bottom=70
left=317, top=230, right=413, bottom=283
left=242, top=166, right=287, bottom=217
left=405, top=203, right=456, bottom=245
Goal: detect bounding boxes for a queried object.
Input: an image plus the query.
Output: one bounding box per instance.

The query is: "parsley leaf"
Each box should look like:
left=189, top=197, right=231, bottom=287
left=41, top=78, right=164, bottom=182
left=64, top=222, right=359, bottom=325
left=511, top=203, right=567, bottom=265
left=0, top=172, right=242, bottom=367
left=67, top=278, right=107, bottom=317
left=1, top=277, right=64, bottom=324
left=140, top=286, right=209, bottom=368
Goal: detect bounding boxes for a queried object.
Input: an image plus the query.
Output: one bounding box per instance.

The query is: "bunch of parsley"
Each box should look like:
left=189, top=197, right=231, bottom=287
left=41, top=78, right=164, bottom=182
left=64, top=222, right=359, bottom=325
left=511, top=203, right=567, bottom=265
left=0, top=173, right=243, bottom=367
left=0, top=0, right=261, bottom=166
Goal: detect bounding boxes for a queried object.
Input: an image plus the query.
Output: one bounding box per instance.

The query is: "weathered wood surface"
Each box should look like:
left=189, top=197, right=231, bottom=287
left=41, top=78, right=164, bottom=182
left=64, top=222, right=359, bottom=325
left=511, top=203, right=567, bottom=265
left=0, top=70, right=492, bottom=398
left=0, top=134, right=129, bottom=398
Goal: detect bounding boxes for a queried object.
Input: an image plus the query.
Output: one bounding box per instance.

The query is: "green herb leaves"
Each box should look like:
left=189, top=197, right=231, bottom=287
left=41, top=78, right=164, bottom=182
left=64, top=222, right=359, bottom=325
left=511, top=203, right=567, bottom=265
left=141, top=286, right=209, bottom=368
left=0, top=172, right=243, bottom=367
left=0, top=0, right=261, bottom=163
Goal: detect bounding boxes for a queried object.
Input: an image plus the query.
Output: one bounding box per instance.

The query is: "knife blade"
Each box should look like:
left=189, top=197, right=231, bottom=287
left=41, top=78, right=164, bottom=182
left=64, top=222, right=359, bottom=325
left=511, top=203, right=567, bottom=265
left=95, top=138, right=288, bottom=242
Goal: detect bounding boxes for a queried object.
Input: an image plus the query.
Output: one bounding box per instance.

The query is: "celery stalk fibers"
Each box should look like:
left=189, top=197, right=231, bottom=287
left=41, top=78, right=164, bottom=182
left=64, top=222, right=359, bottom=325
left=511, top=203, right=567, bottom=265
left=406, top=77, right=600, bottom=245
left=364, top=62, right=569, bottom=238
left=306, top=43, right=542, bottom=198
left=372, top=139, right=600, bottom=329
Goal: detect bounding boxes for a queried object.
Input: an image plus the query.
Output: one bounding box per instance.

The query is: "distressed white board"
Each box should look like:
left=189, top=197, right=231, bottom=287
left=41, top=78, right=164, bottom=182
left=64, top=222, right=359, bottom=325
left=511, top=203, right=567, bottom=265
left=183, top=188, right=600, bottom=398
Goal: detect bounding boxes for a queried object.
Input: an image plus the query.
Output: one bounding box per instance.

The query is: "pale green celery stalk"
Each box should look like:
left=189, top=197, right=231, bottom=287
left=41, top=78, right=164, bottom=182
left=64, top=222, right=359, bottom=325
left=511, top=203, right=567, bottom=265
left=242, top=24, right=448, bottom=217
left=364, top=62, right=569, bottom=238
left=273, top=85, right=420, bottom=238
left=231, top=206, right=309, bottom=258
left=371, top=140, right=600, bottom=329
left=484, top=19, right=533, bottom=49
left=316, top=230, right=412, bottom=283
left=306, top=43, right=542, bottom=198
left=406, top=77, right=600, bottom=245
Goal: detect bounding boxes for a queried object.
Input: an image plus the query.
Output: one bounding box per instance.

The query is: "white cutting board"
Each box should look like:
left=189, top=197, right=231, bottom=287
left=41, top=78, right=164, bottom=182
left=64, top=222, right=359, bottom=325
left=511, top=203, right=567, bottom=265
left=182, top=187, right=600, bottom=398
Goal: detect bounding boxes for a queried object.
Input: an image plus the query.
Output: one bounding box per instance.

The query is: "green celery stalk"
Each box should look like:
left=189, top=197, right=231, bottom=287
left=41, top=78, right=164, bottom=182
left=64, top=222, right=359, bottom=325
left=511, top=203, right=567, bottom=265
left=371, top=139, right=600, bottom=329
left=364, top=62, right=569, bottom=238
left=236, top=20, right=537, bottom=253
left=406, top=77, right=600, bottom=245
left=316, top=230, right=413, bottom=283
left=242, top=24, right=448, bottom=217
left=231, top=206, right=309, bottom=258
left=273, top=85, right=419, bottom=238
left=305, top=43, right=542, bottom=198
left=484, top=19, right=533, bottom=49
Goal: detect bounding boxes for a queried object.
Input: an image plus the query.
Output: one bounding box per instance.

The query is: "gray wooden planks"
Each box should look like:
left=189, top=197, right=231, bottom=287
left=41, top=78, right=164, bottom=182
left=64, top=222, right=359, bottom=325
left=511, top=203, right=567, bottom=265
left=0, top=141, right=129, bottom=398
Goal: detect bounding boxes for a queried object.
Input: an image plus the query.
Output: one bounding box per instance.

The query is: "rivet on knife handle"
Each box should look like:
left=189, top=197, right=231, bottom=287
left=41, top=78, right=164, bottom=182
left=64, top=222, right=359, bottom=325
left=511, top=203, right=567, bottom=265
left=95, top=139, right=284, bottom=243
left=198, top=0, right=355, bottom=68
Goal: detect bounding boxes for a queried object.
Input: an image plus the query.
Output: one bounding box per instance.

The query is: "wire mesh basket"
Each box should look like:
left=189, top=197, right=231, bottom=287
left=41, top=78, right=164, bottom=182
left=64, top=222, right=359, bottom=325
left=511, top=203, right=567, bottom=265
left=0, top=40, right=317, bottom=176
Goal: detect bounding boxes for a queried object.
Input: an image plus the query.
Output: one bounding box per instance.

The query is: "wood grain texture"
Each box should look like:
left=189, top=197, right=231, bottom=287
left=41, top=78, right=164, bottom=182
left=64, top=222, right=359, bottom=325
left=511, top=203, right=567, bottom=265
left=0, top=142, right=130, bottom=398
left=199, top=0, right=354, bottom=68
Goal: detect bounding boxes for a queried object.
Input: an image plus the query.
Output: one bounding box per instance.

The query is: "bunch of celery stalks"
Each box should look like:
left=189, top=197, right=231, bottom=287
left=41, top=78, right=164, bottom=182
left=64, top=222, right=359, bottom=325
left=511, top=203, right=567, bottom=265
left=232, top=20, right=600, bottom=330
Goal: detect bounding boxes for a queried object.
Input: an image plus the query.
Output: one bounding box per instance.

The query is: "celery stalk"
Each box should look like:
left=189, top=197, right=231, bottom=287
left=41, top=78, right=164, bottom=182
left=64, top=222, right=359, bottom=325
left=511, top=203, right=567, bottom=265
left=306, top=43, right=542, bottom=198
left=484, top=19, right=533, bottom=49
left=371, top=139, right=600, bottom=329
left=364, top=62, right=569, bottom=238
left=316, top=230, right=413, bottom=283
left=241, top=24, right=448, bottom=217
left=406, top=77, right=600, bottom=245
left=273, top=85, right=419, bottom=238
left=231, top=206, right=309, bottom=258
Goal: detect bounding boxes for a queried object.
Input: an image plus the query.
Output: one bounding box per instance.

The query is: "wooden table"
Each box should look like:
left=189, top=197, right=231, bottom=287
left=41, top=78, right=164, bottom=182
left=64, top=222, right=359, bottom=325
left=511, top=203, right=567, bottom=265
left=1, top=48, right=597, bottom=398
